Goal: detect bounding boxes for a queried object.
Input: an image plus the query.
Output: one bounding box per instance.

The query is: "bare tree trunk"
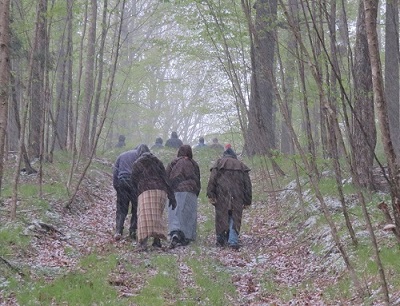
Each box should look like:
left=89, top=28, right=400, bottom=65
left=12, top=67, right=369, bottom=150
left=90, top=0, right=108, bottom=152
left=28, top=0, right=47, bottom=159
left=10, top=73, right=36, bottom=174
left=79, top=0, right=97, bottom=156
left=363, top=0, right=392, bottom=303
left=67, top=0, right=87, bottom=191
left=280, top=0, right=297, bottom=155
left=0, top=0, right=11, bottom=195
left=385, top=0, right=399, bottom=157
left=352, top=0, right=376, bottom=190
left=66, top=0, right=74, bottom=152
left=246, top=0, right=277, bottom=156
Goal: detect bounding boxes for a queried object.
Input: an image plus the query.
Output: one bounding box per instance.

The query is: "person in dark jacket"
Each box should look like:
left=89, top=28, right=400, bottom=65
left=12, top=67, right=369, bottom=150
left=209, top=137, right=224, bottom=152
left=166, top=145, right=201, bottom=248
left=131, top=145, right=177, bottom=251
left=112, top=144, right=145, bottom=241
left=115, top=135, right=126, bottom=148
left=207, top=146, right=252, bottom=250
left=194, top=137, right=207, bottom=150
left=165, top=131, right=183, bottom=149
left=151, top=137, right=164, bottom=150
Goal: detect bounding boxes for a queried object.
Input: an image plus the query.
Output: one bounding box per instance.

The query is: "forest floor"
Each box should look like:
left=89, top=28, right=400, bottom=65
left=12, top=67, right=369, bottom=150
left=0, top=158, right=395, bottom=305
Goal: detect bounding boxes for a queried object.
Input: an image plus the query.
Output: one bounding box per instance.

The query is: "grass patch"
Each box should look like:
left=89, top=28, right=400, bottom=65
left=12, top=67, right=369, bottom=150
left=0, top=225, right=30, bottom=256
left=132, top=255, right=179, bottom=306
left=321, top=276, right=352, bottom=303
left=16, top=253, right=120, bottom=306
left=187, top=257, right=236, bottom=304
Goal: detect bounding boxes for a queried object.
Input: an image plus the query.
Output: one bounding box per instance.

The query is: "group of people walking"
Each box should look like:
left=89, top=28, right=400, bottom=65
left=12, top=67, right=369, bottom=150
left=112, top=132, right=252, bottom=251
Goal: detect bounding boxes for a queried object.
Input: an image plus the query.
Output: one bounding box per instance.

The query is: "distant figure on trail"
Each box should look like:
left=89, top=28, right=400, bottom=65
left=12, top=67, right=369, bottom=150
left=207, top=145, right=252, bottom=250
left=166, top=145, right=201, bottom=248
left=113, top=144, right=145, bottom=241
left=194, top=137, right=207, bottom=150
left=209, top=137, right=224, bottom=153
left=131, top=146, right=177, bottom=251
left=115, top=135, right=126, bottom=148
left=151, top=137, right=164, bottom=150
left=165, top=131, right=183, bottom=149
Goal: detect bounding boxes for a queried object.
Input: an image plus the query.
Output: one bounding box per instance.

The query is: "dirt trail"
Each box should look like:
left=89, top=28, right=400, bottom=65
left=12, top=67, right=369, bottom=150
left=2, top=171, right=355, bottom=305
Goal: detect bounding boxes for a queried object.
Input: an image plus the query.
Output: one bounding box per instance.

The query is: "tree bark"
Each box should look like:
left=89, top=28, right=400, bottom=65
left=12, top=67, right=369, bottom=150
left=246, top=0, right=277, bottom=156
left=385, top=0, right=399, bottom=156
left=363, top=0, right=392, bottom=303
left=28, top=0, right=47, bottom=159
left=0, top=0, right=11, bottom=195
left=90, top=0, right=108, bottom=152
left=352, top=0, right=376, bottom=190
left=79, top=0, right=97, bottom=156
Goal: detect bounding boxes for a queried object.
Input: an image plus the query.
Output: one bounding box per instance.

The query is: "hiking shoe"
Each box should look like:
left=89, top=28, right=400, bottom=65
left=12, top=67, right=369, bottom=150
left=114, top=233, right=122, bottom=241
left=135, top=243, right=148, bottom=252
left=152, top=238, right=162, bottom=248
left=169, top=234, right=180, bottom=249
left=129, top=230, right=137, bottom=241
left=228, top=244, right=240, bottom=250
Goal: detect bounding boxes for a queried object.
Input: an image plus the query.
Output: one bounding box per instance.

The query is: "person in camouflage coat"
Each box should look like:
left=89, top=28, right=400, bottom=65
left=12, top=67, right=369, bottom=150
left=207, top=146, right=252, bottom=249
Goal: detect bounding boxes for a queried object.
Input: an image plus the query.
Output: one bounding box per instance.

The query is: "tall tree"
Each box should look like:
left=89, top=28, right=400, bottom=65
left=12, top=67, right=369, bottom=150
left=280, top=0, right=297, bottom=155
left=352, top=0, right=376, bottom=190
left=79, top=0, right=97, bottom=156
left=28, top=0, right=48, bottom=159
left=0, top=0, right=11, bottom=194
left=246, top=0, right=277, bottom=156
left=385, top=0, right=399, bottom=156
left=90, top=0, right=108, bottom=151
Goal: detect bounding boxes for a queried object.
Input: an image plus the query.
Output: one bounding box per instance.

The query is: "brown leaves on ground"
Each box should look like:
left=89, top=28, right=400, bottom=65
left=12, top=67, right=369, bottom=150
left=1, top=169, right=360, bottom=305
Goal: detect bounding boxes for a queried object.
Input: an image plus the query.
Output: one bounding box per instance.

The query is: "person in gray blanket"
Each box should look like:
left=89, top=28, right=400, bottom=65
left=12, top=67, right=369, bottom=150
left=166, top=145, right=201, bottom=248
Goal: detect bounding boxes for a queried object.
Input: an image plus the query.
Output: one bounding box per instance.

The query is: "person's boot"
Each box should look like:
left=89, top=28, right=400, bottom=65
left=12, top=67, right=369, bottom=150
left=152, top=238, right=162, bottom=248
left=129, top=228, right=137, bottom=241
left=136, top=238, right=148, bottom=252
left=114, top=232, right=122, bottom=241
left=114, top=227, right=123, bottom=241
left=216, top=234, right=226, bottom=247
left=169, top=233, right=180, bottom=249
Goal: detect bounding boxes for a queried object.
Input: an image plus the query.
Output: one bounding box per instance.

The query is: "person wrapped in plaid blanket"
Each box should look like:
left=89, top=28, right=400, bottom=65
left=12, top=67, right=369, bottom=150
left=131, top=145, right=177, bottom=250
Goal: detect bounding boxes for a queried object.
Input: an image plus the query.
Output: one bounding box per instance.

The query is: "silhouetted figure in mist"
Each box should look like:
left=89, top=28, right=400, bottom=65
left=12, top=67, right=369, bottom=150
left=115, top=135, right=126, bottom=148
left=209, top=137, right=224, bottom=153
left=151, top=137, right=164, bottom=150
left=194, top=137, right=207, bottom=150
left=165, top=131, right=183, bottom=149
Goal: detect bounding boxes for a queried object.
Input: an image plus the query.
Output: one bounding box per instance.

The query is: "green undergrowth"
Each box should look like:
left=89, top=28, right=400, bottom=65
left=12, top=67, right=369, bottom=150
left=16, top=253, right=120, bottom=305
left=1, top=150, right=400, bottom=305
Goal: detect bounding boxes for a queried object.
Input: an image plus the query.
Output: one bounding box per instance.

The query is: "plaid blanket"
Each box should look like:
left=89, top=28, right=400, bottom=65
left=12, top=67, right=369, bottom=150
left=137, top=189, right=168, bottom=242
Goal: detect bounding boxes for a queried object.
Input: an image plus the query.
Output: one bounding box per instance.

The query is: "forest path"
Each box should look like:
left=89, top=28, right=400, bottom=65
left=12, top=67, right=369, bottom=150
left=5, top=167, right=355, bottom=305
